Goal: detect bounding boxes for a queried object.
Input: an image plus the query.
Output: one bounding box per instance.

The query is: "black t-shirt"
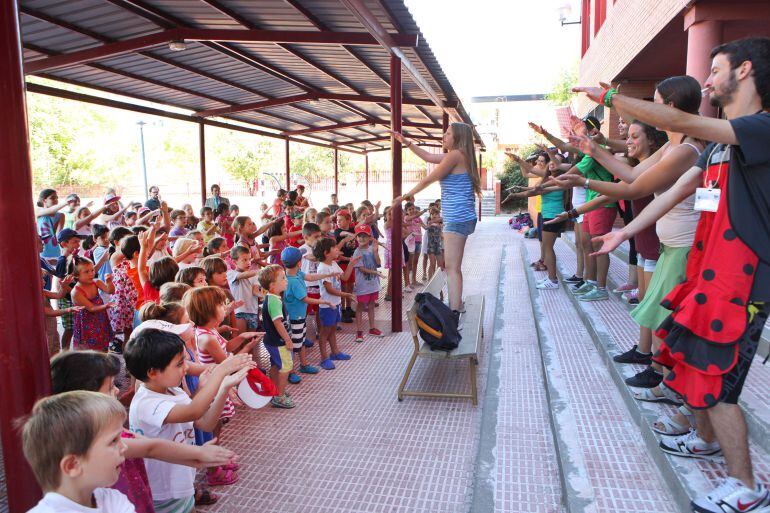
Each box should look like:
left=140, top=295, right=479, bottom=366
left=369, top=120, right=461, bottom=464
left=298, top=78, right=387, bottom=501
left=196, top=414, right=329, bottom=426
left=695, top=112, right=770, bottom=300
left=334, top=227, right=357, bottom=258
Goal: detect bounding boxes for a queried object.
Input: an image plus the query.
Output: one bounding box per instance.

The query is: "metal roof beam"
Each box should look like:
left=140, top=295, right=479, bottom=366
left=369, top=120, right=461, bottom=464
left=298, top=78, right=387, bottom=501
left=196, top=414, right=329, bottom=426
left=340, top=0, right=461, bottom=123
left=196, top=92, right=456, bottom=118
left=283, top=120, right=374, bottom=136
left=25, top=28, right=417, bottom=74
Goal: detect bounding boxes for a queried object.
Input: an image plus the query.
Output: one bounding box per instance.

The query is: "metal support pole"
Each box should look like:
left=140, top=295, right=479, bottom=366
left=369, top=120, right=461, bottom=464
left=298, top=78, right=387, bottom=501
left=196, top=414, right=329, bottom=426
left=390, top=54, right=403, bottom=332
left=478, top=151, right=483, bottom=221
left=0, top=1, right=51, bottom=510
left=334, top=148, right=339, bottom=197
left=199, top=122, right=206, bottom=207
left=138, top=120, right=149, bottom=200
left=285, top=137, right=291, bottom=191
left=364, top=152, right=369, bottom=199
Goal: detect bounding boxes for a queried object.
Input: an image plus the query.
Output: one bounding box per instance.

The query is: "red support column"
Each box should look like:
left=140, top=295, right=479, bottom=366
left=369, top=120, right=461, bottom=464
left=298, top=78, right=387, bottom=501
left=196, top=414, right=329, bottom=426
left=333, top=148, right=339, bottom=197
left=285, top=137, right=291, bottom=191
left=199, top=122, right=206, bottom=207
left=686, top=19, right=722, bottom=118
left=390, top=54, right=403, bottom=332
left=0, top=1, right=52, bottom=510
left=364, top=152, right=369, bottom=199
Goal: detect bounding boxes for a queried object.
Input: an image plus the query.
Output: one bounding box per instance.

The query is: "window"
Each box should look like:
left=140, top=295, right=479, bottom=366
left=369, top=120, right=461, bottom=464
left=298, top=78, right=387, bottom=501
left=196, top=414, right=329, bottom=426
left=594, top=0, right=607, bottom=36
left=581, top=0, right=591, bottom=56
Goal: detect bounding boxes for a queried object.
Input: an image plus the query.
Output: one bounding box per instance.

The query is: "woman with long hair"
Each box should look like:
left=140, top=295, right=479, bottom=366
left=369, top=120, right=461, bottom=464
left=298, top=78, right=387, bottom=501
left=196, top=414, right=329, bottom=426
left=392, top=123, right=481, bottom=318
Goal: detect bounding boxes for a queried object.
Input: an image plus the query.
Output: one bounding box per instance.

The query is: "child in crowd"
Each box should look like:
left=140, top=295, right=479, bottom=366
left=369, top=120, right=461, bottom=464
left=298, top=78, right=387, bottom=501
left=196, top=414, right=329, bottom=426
left=92, top=224, right=113, bottom=283
left=137, top=225, right=179, bottom=306
left=351, top=226, right=384, bottom=343
left=172, top=238, right=201, bottom=269
left=227, top=246, right=262, bottom=334
left=108, top=226, right=133, bottom=271
left=125, top=329, right=253, bottom=512
left=215, top=204, right=234, bottom=248
left=303, top=208, right=317, bottom=224
left=257, top=264, right=297, bottom=407
left=55, top=228, right=85, bottom=350
left=299, top=222, right=323, bottom=346
left=425, top=206, right=445, bottom=278
left=232, top=216, right=273, bottom=268
left=186, top=230, right=204, bottom=246
left=169, top=209, right=189, bottom=240
left=333, top=209, right=358, bottom=322
left=202, top=237, right=229, bottom=260
left=383, top=206, right=410, bottom=301
left=229, top=204, right=239, bottom=218
left=316, top=211, right=334, bottom=239
left=110, top=235, right=141, bottom=344
left=182, top=204, right=199, bottom=230
left=313, top=238, right=356, bottom=370
left=22, top=391, right=135, bottom=513
left=176, top=266, right=208, bottom=288
left=72, top=256, right=116, bottom=351
left=259, top=203, right=271, bottom=223
left=159, top=282, right=190, bottom=304
left=74, top=202, right=109, bottom=237
left=197, top=207, right=219, bottom=243
left=49, top=350, right=237, bottom=512
left=43, top=273, right=80, bottom=355
left=267, top=218, right=302, bottom=265
left=281, top=247, right=335, bottom=384
left=403, top=202, right=427, bottom=286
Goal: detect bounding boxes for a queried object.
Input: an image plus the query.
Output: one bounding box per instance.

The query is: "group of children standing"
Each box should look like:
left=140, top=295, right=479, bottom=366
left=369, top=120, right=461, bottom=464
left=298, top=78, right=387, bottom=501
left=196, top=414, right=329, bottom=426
left=29, top=186, right=445, bottom=513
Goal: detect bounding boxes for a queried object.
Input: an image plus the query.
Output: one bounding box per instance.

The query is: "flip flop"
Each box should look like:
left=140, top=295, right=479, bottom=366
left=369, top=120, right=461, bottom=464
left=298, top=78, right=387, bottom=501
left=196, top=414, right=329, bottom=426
left=194, top=488, right=219, bottom=506
left=633, top=388, right=679, bottom=405
left=206, top=466, right=239, bottom=486
left=652, top=414, right=691, bottom=436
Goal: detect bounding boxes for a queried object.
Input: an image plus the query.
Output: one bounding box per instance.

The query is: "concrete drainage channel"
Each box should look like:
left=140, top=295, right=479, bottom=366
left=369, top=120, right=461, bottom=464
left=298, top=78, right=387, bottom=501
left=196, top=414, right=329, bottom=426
left=520, top=245, right=595, bottom=513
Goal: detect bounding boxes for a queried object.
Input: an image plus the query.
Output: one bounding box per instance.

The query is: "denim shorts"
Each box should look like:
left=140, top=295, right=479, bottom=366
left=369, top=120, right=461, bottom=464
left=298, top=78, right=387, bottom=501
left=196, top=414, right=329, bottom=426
left=235, top=312, right=260, bottom=331
left=443, top=219, right=477, bottom=237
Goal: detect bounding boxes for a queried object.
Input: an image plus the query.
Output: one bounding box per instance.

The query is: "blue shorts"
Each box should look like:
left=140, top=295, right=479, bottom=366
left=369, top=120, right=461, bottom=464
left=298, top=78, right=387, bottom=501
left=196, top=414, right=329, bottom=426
left=235, top=312, right=260, bottom=331
left=319, top=305, right=342, bottom=327
left=443, top=219, right=476, bottom=237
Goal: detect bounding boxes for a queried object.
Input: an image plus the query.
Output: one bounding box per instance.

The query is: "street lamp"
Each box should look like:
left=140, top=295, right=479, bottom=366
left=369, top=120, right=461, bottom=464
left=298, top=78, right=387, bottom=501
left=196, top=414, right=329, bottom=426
left=137, top=121, right=149, bottom=200
left=557, top=3, right=581, bottom=26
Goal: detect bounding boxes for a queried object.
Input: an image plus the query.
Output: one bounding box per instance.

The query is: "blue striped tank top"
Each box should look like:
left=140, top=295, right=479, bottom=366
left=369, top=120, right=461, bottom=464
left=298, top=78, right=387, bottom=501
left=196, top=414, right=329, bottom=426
left=440, top=172, right=477, bottom=223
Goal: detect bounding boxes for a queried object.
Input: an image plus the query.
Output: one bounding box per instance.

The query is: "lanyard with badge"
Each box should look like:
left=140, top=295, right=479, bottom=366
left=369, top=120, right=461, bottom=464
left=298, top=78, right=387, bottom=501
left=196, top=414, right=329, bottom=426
left=694, top=144, right=727, bottom=212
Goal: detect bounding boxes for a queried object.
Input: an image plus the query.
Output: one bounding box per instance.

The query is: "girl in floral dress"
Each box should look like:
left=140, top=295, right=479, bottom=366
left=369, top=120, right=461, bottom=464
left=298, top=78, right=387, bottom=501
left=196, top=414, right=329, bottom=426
left=109, top=239, right=140, bottom=344
left=71, top=257, right=115, bottom=351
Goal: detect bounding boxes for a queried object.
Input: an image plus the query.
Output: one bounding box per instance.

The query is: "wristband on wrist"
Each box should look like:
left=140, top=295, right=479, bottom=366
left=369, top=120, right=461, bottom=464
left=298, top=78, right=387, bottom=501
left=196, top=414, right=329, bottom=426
left=568, top=208, right=579, bottom=220
left=603, top=88, right=617, bottom=108
left=599, top=88, right=609, bottom=106
left=583, top=178, right=591, bottom=190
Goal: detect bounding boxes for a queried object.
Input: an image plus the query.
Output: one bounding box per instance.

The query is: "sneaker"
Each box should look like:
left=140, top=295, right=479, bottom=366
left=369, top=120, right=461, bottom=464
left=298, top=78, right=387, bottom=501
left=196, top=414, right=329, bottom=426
left=270, top=394, right=295, bottom=409
left=356, top=331, right=364, bottom=343
left=384, top=294, right=392, bottom=301
left=578, top=287, right=609, bottom=301
left=613, top=282, right=637, bottom=293
left=341, top=311, right=354, bottom=324
left=691, top=477, right=770, bottom=513
left=287, top=372, right=301, bottom=384
left=319, top=358, right=335, bottom=370
left=625, top=366, right=663, bottom=388
left=346, top=307, right=356, bottom=318
left=622, top=289, right=639, bottom=304
left=368, top=328, right=384, bottom=337
left=571, top=282, right=595, bottom=296
left=303, top=338, right=315, bottom=348
left=613, top=345, right=653, bottom=365
left=659, top=430, right=722, bottom=460
left=299, top=364, right=319, bottom=374
left=330, top=352, right=351, bottom=361
left=536, top=278, right=559, bottom=290
left=564, top=274, right=583, bottom=284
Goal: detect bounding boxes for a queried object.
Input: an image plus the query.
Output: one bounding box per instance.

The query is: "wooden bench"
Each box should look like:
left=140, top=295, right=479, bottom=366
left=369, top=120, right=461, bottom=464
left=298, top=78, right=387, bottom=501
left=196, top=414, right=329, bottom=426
left=397, top=270, right=485, bottom=405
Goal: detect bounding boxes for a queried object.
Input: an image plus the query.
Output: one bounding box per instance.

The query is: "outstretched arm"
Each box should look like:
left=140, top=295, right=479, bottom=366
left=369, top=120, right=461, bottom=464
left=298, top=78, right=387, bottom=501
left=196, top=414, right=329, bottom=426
left=392, top=131, right=445, bottom=164
left=394, top=150, right=462, bottom=202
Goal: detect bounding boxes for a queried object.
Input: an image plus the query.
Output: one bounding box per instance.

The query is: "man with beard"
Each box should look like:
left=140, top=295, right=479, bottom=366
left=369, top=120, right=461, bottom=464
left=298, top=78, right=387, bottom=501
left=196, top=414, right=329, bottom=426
left=576, top=37, right=770, bottom=513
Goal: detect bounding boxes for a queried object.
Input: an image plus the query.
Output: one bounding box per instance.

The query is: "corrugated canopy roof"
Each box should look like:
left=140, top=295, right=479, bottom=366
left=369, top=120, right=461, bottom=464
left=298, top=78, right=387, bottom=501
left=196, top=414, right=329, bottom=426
left=20, top=0, right=484, bottom=153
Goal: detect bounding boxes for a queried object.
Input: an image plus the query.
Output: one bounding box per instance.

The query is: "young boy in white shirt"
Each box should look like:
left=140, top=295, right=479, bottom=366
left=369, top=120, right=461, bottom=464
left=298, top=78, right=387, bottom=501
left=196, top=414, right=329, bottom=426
left=227, top=245, right=262, bottom=333
left=124, top=329, right=253, bottom=513
left=22, top=390, right=136, bottom=512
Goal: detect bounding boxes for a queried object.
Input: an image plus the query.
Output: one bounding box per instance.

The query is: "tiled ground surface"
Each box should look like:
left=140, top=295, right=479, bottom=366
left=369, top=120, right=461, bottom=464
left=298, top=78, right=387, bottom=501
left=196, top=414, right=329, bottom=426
left=551, top=237, right=770, bottom=496
left=524, top=240, right=676, bottom=513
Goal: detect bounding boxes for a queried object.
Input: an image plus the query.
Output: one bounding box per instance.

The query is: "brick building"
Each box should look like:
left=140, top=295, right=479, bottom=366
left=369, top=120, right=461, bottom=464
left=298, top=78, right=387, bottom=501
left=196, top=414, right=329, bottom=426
left=575, top=0, right=770, bottom=137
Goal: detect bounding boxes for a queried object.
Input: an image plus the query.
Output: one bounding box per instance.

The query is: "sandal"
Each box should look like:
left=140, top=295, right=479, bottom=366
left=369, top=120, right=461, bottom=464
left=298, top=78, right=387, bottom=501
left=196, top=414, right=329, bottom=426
left=652, top=413, right=691, bottom=436
left=533, top=263, right=548, bottom=272
left=194, top=488, right=219, bottom=506
left=206, top=466, right=239, bottom=486
left=633, top=388, right=679, bottom=405
left=222, top=462, right=239, bottom=472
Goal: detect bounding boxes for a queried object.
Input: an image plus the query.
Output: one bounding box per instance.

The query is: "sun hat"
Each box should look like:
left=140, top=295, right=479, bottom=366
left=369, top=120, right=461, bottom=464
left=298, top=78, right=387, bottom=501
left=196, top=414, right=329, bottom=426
left=129, top=319, right=192, bottom=340
left=237, top=369, right=278, bottom=409
left=280, top=246, right=302, bottom=268
left=104, top=192, right=121, bottom=204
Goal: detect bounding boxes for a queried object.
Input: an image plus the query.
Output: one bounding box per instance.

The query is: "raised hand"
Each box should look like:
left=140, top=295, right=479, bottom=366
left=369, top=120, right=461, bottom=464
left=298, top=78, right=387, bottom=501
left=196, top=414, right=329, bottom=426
left=571, top=82, right=610, bottom=104
left=222, top=366, right=251, bottom=389
left=569, top=114, right=587, bottom=138
left=567, top=134, right=596, bottom=156
left=528, top=121, right=545, bottom=135
left=390, top=130, right=412, bottom=147
left=553, top=174, right=585, bottom=189
left=218, top=353, right=254, bottom=375
left=544, top=211, right=570, bottom=225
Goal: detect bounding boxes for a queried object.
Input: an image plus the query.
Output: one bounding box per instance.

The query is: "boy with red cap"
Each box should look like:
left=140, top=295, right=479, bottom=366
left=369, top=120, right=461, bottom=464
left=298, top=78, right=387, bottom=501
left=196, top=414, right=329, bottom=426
left=352, top=225, right=384, bottom=343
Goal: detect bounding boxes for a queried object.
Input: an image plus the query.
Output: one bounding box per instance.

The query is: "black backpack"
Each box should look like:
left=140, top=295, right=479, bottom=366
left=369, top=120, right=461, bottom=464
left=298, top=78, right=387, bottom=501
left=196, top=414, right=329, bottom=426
left=414, top=292, right=461, bottom=351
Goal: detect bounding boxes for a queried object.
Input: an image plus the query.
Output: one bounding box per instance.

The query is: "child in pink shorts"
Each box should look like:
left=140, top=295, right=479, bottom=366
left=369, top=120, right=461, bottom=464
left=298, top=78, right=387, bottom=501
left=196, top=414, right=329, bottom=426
left=352, top=225, right=385, bottom=343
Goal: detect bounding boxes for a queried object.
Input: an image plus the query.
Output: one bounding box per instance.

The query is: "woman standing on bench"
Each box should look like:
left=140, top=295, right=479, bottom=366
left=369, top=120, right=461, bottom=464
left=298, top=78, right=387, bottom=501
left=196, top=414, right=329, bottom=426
left=392, top=123, right=482, bottom=320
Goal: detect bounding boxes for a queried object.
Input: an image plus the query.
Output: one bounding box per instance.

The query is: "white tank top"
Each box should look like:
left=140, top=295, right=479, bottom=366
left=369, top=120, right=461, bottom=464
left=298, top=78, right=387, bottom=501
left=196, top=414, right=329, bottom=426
left=655, top=142, right=702, bottom=248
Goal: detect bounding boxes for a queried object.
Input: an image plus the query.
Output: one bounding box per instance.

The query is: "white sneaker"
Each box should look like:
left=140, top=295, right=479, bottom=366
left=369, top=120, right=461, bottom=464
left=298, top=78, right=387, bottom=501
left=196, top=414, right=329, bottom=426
left=536, top=278, right=559, bottom=290
left=691, top=477, right=770, bottom=513
left=659, top=430, right=722, bottom=460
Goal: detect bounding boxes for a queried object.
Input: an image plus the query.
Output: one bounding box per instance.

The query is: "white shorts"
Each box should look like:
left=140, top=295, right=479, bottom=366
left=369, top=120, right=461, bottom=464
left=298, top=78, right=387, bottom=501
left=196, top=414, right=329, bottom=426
left=637, top=256, right=658, bottom=273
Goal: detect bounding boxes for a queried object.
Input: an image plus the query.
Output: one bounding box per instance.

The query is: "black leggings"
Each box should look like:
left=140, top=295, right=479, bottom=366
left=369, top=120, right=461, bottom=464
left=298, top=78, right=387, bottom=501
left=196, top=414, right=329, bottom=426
left=618, top=200, right=638, bottom=266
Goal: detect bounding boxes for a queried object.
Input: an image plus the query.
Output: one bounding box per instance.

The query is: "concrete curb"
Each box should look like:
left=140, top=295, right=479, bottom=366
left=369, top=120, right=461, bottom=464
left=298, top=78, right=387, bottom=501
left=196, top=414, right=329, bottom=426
left=520, top=244, right=596, bottom=513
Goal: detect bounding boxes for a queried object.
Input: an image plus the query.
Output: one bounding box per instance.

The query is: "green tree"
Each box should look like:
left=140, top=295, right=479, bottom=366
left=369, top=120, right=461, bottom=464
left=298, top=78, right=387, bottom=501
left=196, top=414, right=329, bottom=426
left=546, top=63, right=578, bottom=106
left=292, top=145, right=351, bottom=181
left=497, top=144, right=538, bottom=212
left=219, top=138, right=276, bottom=196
